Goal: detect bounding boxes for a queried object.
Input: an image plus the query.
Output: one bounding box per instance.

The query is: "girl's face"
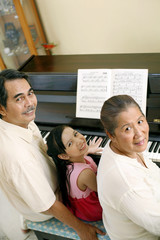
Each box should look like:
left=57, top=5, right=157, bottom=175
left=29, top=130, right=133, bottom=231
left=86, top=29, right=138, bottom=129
left=110, top=106, right=149, bottom=158
left=60, top=127, right=89, bottom=162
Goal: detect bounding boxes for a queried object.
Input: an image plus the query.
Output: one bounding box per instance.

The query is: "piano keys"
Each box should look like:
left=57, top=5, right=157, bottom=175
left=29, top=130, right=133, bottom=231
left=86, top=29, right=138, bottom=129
left=18, top=53, right=160, bottom=167
left=41, top=129, right=160, bottom=166
left=146, top=140, right=160, bottom=164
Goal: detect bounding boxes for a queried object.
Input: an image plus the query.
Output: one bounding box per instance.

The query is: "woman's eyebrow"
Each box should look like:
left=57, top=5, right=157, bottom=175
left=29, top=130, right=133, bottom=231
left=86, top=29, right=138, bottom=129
left=121, top=123, right=130, bottom=130
left=120, top=115, right=144, bottom=129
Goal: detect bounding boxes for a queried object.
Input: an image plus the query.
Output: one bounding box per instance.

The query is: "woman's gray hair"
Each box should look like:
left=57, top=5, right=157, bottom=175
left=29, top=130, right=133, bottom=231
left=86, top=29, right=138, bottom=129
left=100, top=95, right=143, bottom=136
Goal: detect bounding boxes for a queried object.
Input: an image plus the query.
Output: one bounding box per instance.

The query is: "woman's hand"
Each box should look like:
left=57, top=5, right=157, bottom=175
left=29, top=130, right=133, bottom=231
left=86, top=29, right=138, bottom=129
left=87, top=136, right=103, bottom=155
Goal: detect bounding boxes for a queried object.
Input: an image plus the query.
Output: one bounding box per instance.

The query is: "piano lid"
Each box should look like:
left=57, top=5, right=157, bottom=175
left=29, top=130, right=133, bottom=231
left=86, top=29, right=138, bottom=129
left=18, top=54, right=160, bottom=135
left=18, top=53, right=160, bottom=74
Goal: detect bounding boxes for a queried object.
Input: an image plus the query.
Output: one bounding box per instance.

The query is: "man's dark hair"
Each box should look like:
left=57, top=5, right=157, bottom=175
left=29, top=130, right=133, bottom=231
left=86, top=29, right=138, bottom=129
left=0, top=69, right=31, bottom=117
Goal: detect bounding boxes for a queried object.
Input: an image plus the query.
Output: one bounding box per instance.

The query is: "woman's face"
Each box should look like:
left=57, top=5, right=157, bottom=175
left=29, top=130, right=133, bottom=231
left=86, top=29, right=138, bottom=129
left=110, top=106, right=149, bottom=158
left=61, top=127, right=89, bottom=162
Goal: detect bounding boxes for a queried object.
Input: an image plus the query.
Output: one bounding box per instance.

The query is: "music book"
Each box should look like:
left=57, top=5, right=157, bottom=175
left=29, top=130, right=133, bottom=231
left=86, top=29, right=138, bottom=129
left=76, top=69, right=148, bottom=119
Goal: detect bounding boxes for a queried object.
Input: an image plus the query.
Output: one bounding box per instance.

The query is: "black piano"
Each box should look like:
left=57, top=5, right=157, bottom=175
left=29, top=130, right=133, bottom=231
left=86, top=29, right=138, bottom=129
left=18, top=53, right=160, bottom=166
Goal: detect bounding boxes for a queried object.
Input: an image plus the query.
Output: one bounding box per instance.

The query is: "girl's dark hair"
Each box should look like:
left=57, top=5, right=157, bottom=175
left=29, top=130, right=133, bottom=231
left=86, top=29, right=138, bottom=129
left=100, top=95, right=143, bottom=136
left=46, top=125, right=73, bottom=206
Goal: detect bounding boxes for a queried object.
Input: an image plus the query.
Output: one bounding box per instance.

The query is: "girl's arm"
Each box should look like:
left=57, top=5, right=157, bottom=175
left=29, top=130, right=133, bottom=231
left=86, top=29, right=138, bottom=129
left=43, top=200, right=105, bottom=240
left=77, top=168, right=97, bottom=192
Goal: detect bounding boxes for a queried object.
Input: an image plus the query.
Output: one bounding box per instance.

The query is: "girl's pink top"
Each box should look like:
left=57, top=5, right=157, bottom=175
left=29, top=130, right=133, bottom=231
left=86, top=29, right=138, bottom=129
left=67, top=156, right=102, bottom=221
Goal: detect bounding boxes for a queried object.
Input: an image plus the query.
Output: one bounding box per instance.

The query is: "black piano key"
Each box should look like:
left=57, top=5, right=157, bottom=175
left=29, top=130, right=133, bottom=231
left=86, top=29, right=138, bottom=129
left=149, top=141, right=156, bottom=152
left=102, top=138, right=108, bottom=148
left=90, top=136, right=96, bottom=141
left=41, top=130, right=48, bottom=137
left=100, top=137, right=107, bottom=148
left=86, top=135, right=92, bottom=143
left=85, top=135, right=106, bottom=146
left=153, top=142, right=160, bottom=153
left=100, top=137, right=106, bottom=147
left=85, top=135, right=90, bottom=141
left=87, top=135, right=109, bottom=148
left=87, top=135, right=100, bottom=144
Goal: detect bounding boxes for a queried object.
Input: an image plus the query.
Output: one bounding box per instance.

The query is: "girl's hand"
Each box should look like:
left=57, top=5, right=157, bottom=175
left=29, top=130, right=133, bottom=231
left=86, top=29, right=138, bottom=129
left=87, top=136, right=103, bottom=154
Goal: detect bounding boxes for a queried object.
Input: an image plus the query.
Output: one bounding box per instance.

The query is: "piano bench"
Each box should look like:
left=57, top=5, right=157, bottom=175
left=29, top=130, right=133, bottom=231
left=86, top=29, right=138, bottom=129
left=26, top=217, right=110, bottom=240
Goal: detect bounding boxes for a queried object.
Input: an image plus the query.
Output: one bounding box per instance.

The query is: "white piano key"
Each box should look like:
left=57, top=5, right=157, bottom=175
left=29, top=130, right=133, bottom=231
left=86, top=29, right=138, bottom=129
left=155, top=145, right=160, bottom=161
left=147, top=141, right=160, bottom=162
left=149, top=141, right=156, bottom=152
left=151, top=145, right=160, bottom=162
left=41, top=131, right=160, bottom=162
left=146, top=141, right=152, bottom=152
left=43, top=131, right=50, bottom=144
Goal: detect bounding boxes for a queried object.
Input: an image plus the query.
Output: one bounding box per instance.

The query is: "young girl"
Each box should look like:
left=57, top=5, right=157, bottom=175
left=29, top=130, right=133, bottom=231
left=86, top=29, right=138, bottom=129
left=46, top=125, right=102, bottom=221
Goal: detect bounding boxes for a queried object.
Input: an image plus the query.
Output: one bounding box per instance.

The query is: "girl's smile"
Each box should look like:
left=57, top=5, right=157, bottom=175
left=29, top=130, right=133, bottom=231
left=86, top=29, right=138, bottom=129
left=61, top=127, right=89, bottom=162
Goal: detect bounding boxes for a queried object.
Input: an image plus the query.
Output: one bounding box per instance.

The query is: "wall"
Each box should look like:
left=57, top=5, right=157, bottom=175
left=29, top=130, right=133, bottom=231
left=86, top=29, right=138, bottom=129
left=35, top=0, right=160, bottom=55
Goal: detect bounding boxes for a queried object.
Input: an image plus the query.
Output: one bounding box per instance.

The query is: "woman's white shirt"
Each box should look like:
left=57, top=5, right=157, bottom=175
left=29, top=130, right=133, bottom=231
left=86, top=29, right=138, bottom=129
left=97, top=140, right=160, bottom=240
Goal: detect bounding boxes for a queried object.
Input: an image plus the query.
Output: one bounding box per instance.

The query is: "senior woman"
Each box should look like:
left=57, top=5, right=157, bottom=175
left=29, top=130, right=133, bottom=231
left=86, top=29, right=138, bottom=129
left=97, top=95, right=160, bottom=240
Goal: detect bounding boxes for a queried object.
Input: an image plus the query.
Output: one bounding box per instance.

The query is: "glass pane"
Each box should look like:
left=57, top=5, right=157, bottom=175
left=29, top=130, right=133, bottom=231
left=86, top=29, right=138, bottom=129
left=21, top=0, right=46, bottom=55
left=0, top=0, right=31, bottom=69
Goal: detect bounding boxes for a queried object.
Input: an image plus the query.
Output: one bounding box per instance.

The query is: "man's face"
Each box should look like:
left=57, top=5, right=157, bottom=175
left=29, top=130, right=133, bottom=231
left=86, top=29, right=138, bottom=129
left=0, top=78, right=37, bottom=128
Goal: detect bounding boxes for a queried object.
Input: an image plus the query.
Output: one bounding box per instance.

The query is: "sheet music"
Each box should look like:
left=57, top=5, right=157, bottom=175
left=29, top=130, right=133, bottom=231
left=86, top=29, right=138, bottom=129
left=76, top=69, right=112, bottom=119
left=111, top=69, right=148, bottom=114
left=76, top=69, right=148, bottom=119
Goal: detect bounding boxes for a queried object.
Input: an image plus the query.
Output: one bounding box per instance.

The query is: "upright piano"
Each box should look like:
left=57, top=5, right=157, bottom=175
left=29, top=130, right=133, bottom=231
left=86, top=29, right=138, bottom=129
left=18, top=53, right=160, bottom=166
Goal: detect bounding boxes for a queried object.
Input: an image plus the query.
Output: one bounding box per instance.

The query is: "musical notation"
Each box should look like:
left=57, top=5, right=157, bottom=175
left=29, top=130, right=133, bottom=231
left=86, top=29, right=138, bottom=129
left=76, top=69, right=148, bottom=119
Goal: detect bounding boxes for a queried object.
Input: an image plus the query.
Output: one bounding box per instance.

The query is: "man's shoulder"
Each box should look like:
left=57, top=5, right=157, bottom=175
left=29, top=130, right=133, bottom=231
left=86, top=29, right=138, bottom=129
left=29, top=121, right=41, bottom=134
left=0, top=121, right=11, bottom=141
left=29, top=120, right=38, bottom=129
left=0, top=119, right=6, bottom=131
